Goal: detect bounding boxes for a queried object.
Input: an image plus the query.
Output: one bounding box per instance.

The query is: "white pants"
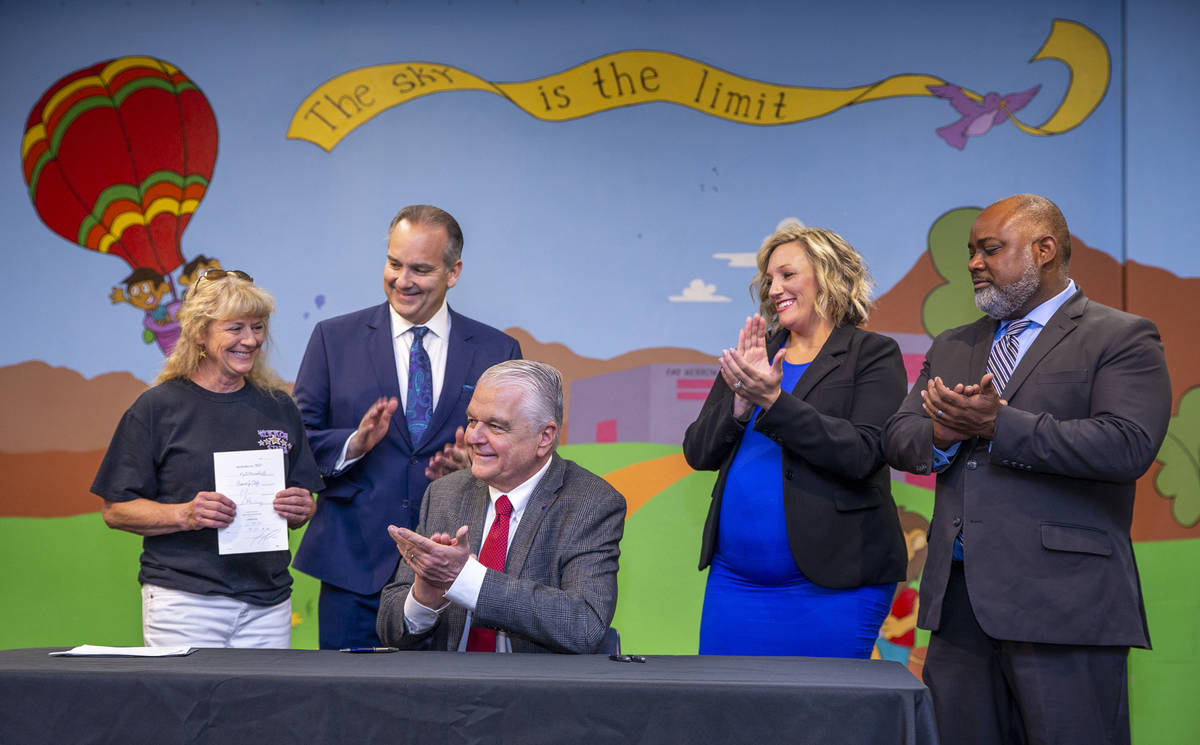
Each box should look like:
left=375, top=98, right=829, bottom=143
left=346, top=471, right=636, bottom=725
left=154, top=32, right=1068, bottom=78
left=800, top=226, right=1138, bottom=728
left=142, top=584, right=292, bottom=649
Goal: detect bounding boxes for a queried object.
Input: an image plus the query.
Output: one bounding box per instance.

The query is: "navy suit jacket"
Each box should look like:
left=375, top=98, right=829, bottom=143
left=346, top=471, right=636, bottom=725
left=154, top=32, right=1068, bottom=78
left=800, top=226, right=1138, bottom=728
left=292, top=302, right=521, bottom=595
left=883, top=291, right=1170, bottom=647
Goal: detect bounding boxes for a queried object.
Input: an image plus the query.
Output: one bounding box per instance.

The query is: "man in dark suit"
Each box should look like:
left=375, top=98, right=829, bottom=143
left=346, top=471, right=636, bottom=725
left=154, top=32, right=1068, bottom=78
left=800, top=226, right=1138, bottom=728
left=293, top=204, right=521, bottom=649
left=378, top=360, right=626, bottom=653
left=883, top=194, right=1171, bottom=745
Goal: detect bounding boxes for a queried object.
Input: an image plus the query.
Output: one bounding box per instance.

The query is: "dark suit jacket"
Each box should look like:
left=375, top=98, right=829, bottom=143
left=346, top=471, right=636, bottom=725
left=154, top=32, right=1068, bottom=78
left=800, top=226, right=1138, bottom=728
left=376, top=454, right=627, bottom=654
left=292, top=302, right=521, bottom=595
left=883, top=291, right=1170, bottom=647
left=683, top=324, right=908, bottom=589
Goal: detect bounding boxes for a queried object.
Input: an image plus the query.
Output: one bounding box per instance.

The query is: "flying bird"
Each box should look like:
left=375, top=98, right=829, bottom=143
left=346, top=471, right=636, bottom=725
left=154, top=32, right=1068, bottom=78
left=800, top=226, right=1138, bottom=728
left=928, top=83, right=1041, bottom=149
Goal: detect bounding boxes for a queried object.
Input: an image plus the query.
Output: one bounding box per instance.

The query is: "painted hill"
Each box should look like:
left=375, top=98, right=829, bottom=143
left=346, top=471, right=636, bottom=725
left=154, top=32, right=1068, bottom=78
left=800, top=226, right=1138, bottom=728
left=0, top=362, right=148, bottom=517
left=0, top=361, right=148, bottom=452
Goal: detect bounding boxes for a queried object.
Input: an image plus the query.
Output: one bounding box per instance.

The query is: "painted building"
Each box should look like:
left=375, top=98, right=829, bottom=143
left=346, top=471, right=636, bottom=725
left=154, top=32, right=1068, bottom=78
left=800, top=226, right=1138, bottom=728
left=570, top=363, right=719, bottom=445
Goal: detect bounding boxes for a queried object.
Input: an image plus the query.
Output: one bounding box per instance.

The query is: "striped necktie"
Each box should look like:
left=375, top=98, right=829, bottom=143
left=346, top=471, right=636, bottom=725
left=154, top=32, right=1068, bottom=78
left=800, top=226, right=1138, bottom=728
left=985, top=319, right=1032, bottom=395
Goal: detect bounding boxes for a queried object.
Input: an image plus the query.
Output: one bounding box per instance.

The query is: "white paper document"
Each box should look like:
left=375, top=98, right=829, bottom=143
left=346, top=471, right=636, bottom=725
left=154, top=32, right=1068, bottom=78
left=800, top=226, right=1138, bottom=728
left=214, top=448, right=288, bottom=555
left=50, top=645, right=196, bottom=657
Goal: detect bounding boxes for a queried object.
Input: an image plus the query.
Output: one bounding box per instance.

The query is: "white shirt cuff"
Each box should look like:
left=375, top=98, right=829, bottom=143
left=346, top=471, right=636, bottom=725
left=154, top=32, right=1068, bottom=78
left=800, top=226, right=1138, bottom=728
left=332, top=433, right=364, bottom=475
left=444, top=556, right=487, bottom=611
left=403, top=590, right=449, bottom=634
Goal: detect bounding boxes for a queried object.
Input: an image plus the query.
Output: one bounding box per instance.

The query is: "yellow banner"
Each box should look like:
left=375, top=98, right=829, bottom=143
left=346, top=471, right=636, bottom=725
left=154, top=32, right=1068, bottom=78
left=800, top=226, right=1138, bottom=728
left=288, top=20, right=1107, bottom=152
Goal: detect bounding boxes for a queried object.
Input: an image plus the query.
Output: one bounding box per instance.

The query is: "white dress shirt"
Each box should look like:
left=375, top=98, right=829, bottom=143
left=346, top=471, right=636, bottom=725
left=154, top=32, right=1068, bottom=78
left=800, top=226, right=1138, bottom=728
left=333, top=301, right=453, bottom=472
left=390, top=301, right=452, bottom=411
left=403, top=456, right=554, bottom=652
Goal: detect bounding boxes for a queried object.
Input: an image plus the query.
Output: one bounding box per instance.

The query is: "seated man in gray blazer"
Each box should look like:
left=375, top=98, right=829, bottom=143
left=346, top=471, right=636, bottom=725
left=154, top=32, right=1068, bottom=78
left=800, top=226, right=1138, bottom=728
left=377, top=360, right=626, bottom=653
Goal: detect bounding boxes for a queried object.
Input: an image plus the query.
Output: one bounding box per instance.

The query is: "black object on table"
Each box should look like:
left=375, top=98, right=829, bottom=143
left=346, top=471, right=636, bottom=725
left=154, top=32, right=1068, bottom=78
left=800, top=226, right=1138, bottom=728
left=0, top=647, right=938, bottom=744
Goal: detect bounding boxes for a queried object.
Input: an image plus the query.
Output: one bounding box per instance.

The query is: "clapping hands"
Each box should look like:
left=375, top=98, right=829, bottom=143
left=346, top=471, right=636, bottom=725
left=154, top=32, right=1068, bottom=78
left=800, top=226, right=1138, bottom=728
left=720, top=314, right=784, bottom=418
left=920, top=373, right=1004, bottom=448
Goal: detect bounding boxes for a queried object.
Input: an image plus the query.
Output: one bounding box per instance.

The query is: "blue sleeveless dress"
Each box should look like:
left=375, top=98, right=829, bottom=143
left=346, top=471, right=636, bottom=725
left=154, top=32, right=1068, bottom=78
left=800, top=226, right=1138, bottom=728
left=698, top=361, right=893, bottom=657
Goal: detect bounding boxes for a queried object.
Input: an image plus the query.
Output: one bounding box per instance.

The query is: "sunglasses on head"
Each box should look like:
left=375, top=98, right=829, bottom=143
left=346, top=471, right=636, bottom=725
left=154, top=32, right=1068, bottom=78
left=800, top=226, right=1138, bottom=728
left=198, top=269, right=254, bottom=283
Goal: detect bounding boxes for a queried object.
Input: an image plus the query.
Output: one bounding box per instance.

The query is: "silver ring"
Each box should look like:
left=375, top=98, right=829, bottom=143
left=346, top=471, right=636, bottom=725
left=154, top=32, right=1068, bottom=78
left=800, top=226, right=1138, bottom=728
left=734, top=380, right=743, bottom=389
left=936, top=409, right=944, bottom=419
left=408, top=552, right=415, bottom=560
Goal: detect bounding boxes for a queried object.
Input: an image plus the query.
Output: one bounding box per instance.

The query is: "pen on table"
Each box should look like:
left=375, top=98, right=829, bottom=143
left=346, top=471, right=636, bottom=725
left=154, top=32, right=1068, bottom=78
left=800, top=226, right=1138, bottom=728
left=339, top=647, right=400, bottom=653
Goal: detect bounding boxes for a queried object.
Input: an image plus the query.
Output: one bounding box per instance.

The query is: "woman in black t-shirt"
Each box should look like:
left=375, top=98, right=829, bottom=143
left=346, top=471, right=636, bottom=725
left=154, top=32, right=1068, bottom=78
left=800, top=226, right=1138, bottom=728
left=92, top=270, right=322, bottom=648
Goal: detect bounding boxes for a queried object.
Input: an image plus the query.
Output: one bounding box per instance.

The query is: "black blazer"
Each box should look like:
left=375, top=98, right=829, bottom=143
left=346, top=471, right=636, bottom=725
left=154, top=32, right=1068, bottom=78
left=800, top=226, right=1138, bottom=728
left=683, top=324, right=908, bottom=589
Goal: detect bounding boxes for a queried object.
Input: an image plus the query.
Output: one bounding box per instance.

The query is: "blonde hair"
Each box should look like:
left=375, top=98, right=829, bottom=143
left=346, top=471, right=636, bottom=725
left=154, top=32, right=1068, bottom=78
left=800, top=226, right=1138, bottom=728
left=751, top=221, right=874, bottom=333
left=156, top=274, right=287, bottom=393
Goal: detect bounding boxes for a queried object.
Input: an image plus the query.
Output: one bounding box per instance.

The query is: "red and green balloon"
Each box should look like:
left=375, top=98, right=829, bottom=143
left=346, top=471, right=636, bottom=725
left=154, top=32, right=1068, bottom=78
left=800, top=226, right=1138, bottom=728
left=21, top=56, right=217, bottom=275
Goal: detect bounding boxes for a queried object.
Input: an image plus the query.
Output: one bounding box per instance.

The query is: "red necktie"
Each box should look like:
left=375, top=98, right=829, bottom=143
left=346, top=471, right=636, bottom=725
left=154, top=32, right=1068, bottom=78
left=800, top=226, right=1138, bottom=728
left=466, top=495, right=513, bottom=652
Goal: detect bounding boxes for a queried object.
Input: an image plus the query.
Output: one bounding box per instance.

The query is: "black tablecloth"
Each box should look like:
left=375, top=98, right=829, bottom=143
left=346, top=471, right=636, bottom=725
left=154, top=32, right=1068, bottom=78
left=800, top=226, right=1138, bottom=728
left=0, top=648, right=938, bottom=744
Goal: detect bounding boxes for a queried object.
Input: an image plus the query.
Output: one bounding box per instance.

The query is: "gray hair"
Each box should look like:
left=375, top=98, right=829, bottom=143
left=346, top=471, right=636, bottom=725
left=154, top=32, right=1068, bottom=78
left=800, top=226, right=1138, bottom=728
left=477, top=360, right=564, bottom=447
left=387, top=204, right=464, bottom=268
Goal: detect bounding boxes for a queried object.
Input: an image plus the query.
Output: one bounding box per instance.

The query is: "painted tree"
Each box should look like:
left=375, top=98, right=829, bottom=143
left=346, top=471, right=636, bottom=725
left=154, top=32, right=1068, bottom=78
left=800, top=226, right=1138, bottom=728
left=920, top=207, right=983, bottom=338
left=1156, top=386, right=1200, bottom=527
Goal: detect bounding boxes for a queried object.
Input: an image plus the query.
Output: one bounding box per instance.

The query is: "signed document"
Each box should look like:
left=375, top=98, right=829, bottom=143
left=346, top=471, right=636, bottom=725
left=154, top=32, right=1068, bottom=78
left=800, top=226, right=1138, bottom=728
left=50, top=645, right=196, bottom=657
left=215, top=449, right=287, bottom=555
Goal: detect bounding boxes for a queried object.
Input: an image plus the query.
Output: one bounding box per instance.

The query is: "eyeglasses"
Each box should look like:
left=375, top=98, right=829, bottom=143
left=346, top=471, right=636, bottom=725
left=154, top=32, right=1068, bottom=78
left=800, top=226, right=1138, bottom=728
left=198, top=269, right=254, bottom=283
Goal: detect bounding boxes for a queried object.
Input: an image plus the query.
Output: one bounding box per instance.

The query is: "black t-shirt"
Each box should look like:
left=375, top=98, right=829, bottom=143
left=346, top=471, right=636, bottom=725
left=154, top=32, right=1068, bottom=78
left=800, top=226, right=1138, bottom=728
left=92, top=378, right=323, bottom=605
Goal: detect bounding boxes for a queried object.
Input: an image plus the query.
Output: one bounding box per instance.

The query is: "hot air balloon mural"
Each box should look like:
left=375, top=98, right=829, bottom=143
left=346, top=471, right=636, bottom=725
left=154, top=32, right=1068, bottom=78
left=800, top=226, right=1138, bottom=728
left=20, top=56, right=218, bottom=354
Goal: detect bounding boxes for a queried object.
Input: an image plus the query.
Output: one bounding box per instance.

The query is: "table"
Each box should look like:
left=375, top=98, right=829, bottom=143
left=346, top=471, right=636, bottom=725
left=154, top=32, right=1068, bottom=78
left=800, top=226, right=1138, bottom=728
left=0, top=648, right=938, bottom=744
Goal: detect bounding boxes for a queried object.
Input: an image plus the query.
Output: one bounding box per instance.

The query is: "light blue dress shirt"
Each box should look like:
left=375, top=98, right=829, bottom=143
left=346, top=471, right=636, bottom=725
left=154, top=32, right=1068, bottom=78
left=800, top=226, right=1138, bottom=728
left=931, top=280, right=1077, bottom=470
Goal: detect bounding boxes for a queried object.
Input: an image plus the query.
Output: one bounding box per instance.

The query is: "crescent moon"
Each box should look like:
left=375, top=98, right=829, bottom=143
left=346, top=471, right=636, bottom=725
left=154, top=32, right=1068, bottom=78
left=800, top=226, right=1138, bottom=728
left=1007, top=19, right=1111, bottom=136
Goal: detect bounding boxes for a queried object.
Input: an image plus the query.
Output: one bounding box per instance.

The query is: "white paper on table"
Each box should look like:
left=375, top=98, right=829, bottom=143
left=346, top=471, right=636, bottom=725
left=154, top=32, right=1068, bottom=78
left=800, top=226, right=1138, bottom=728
left=214, top=448, right=288, bottom=555
left=50, top=645, right=196, bottom=657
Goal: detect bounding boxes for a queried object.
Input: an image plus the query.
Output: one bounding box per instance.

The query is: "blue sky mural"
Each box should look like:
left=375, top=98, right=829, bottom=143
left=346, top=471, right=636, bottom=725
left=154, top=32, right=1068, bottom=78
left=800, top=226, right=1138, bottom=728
left=7, top=0, right=1190, bottom=384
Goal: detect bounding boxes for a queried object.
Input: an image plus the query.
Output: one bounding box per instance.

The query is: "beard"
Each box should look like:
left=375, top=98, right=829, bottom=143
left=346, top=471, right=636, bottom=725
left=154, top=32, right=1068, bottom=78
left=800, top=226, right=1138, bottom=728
left=974, top=254, right=1040, bottom=319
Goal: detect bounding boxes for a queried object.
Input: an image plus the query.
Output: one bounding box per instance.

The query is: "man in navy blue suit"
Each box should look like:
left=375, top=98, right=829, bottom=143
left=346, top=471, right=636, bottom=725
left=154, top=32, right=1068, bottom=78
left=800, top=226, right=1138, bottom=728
left=293, top=204, right=522, bottom=649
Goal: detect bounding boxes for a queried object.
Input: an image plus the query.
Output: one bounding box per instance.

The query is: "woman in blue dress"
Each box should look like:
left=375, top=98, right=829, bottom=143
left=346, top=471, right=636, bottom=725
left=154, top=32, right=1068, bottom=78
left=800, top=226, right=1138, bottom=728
left=683, top=222, right=908, bottom=657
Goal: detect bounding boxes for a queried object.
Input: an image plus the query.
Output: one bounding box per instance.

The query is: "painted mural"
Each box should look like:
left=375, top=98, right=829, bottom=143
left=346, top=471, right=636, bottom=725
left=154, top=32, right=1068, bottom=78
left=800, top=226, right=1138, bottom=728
left=22, top=57, right=219, bottom=355
left=1, top=2, right=1197, bottom=743
left=287, top=20, right=1106, bottom=151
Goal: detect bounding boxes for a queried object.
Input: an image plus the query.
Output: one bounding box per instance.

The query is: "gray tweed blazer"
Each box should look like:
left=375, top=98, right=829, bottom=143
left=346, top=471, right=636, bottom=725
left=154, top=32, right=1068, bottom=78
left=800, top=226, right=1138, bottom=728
left=377, top=453, right=626, bottom=653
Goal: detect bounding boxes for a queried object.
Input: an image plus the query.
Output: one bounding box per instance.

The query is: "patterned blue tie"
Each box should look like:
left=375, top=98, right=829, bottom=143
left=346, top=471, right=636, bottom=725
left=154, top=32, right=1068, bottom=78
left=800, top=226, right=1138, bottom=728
left=985, top=319, right=1032, bottom=395
left=406, top=326, right=433, bottom=443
